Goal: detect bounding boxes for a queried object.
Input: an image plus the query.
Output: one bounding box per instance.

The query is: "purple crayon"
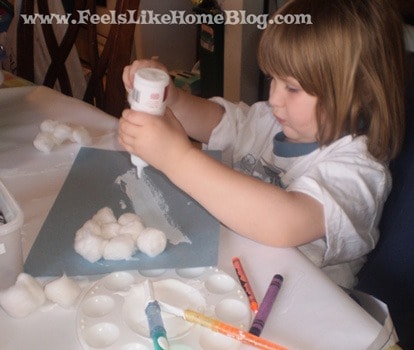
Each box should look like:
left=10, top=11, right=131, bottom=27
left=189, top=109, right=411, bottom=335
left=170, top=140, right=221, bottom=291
left=249, top=274, right=284, bottom=337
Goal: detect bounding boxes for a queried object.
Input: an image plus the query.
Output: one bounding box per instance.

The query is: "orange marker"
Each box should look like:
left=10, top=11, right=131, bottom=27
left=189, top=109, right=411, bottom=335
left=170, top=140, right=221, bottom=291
left=158, top=301, right=288, bottom=350
left=232, top=257, right=259, bottom=313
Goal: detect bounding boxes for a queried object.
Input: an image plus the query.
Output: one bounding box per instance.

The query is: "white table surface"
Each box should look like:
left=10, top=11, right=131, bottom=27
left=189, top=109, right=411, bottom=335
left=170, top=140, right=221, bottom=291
left=0, top=86, right=395, bottom=350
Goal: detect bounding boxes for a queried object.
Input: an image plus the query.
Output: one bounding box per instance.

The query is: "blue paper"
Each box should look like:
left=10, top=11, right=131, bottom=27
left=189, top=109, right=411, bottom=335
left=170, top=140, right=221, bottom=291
left=24, top=147, right=220, bottom=277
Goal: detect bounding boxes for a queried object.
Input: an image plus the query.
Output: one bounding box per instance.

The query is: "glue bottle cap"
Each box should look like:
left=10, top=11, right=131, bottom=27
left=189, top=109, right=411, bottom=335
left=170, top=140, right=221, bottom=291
left=133, top=68, right=170, bottom=90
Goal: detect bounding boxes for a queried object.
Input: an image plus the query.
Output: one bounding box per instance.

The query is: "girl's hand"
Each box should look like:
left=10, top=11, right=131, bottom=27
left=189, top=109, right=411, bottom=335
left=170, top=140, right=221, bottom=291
left=122, top=59, right=179, bottom=107
left=118, top=108, right=194, bottom=175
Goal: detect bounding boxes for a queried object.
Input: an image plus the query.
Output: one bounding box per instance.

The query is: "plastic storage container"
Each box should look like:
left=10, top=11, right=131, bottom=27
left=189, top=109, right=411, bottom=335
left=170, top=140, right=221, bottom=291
left=0, top=180, right=23, bottom=290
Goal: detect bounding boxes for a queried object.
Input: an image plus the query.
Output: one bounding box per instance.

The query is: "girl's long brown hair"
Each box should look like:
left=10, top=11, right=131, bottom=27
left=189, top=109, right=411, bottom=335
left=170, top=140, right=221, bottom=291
left=258, top=0, right=406, bottom=162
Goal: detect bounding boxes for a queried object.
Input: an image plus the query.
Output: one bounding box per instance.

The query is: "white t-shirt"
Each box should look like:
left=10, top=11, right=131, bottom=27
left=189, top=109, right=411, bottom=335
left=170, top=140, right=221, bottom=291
left=206, top=99, right=391, bottom=288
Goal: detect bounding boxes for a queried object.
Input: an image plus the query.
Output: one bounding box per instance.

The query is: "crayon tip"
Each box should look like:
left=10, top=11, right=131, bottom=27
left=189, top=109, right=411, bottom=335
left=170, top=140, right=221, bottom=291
left=251, top=301, right=259, bottom=313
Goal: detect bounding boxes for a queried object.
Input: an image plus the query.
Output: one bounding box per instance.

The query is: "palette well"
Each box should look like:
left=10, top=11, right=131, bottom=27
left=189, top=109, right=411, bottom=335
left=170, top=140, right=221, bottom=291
left=76, top=267, right=252, bottom=350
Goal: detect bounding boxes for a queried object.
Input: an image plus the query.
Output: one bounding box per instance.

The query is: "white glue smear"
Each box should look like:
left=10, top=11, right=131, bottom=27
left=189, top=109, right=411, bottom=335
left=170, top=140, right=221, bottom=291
left=115, top=169, right=191, bottom=245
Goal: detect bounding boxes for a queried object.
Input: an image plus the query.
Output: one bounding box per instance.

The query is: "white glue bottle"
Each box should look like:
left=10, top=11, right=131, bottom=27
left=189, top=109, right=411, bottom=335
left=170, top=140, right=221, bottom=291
left=128, top=67, right=170, bottom=177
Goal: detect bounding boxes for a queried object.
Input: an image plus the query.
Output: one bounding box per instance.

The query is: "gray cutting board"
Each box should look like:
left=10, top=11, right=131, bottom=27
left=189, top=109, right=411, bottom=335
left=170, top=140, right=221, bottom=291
left=24, top=147, right=220, bottom=277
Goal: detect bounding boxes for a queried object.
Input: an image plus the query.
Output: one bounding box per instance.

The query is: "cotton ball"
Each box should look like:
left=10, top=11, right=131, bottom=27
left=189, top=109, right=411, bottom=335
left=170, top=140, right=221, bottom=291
left=119, top=220, right=145, bottom=241
left=103, top=234, right=136, bottom=260
left=137, top=228, right=167, bottom=258
left=82, top=219, right=102, bottom=237
left=0, top=273, right=46, bottom=318
left=118, top=213, right=144, bottom=233
left=101, top=222, right=121, bottom=240
left=74, top=227, right=107, bottom=263
left=17, top=273, right=46, bottom=305
left=0, top=283, right=35, bottom=318
left=92, top=207, right=117, bottom=226
left=33, top=131, right=56, bottom=153
left=40, top=119, right=60, bottom=133
left=118, top=212, right=143, bottom=226
left=52, top=123, right=73, bottom=144
left=71, top=125, right=92, bottom=145
left=44, top=275, right=82, bottom=308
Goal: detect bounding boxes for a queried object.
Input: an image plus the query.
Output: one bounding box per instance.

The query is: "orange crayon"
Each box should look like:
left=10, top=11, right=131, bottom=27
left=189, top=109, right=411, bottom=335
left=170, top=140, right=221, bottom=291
left=232, top=257, right=259, bottom=313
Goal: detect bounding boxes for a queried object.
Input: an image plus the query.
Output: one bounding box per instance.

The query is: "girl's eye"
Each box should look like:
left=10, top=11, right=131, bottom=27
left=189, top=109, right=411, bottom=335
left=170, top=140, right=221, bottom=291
left=286, top=85, right=299, bottom=93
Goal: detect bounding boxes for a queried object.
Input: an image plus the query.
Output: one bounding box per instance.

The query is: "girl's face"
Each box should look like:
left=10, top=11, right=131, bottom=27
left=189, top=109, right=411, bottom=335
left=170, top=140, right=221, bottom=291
left=268, top=76, right=319, bottom=143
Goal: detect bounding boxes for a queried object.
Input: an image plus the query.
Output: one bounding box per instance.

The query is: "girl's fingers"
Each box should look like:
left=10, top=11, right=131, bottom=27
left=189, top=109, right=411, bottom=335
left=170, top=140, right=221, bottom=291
left=121, top=109, right=141, bottom=124
left=118, top=137, right=134, bottom=153
left=122, top=65, right=133, bottom=91
left=118, top=116, right=140, bottom=142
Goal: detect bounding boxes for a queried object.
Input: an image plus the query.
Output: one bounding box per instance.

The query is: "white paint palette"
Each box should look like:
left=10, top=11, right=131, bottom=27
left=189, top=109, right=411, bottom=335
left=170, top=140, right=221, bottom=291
left=76, top=267, right=252, bottom=350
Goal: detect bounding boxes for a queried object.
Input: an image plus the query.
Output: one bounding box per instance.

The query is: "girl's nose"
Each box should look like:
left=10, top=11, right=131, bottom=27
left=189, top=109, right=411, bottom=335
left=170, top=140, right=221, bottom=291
left=268, top=78, right=284, bottom=108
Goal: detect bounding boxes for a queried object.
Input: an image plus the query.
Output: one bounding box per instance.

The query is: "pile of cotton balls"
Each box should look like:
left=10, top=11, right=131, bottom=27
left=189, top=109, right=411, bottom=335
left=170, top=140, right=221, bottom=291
left=74, top=207, right=168, bottom=263
left=33, top=119, right=92, bottom=153
left=0, top=273, right=82, bottom=318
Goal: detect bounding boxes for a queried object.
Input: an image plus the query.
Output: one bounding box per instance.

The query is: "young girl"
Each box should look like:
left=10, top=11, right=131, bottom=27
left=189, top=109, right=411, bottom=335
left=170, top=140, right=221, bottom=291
left=118, top=0, right=406, bottom=288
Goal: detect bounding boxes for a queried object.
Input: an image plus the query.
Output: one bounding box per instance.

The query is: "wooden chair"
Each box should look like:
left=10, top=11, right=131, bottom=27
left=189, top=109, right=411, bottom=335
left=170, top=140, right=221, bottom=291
left=16, top=0, right=140, bottom=117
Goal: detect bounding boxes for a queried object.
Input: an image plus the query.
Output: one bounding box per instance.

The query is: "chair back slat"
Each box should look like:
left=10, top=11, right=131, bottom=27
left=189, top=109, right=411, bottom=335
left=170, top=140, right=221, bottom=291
left=39, top=0, right=84, bottom=95
left=16, top=1, right=34, bottom=82
left=17, top=0, right=140, bottom=117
